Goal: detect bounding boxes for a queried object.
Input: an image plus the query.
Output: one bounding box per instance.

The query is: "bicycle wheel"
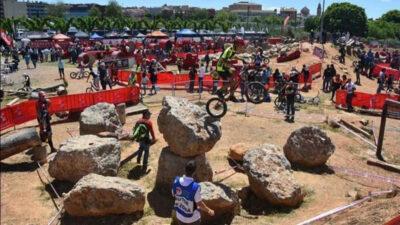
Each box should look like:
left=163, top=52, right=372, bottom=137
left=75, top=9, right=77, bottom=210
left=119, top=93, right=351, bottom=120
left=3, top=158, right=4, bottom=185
left=86, top=87, right=93, bottom=93
left=264, top=58, right=270, bottom=64
left=274, top=96, right=286, bottom=110
left=295, top=93, right=306, bottom=103
left=70, top=72, right=77, bottom=79
left=246, top=82, right=264, bottom=104
left=206, top=97, right=227, bottom=118
left=83, top=71, right=90, bottom=78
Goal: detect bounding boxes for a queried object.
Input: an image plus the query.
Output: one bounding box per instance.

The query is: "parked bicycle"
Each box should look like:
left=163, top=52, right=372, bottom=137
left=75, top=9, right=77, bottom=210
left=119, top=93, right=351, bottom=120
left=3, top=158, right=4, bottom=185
left=70, top=68, right=90, bottom=79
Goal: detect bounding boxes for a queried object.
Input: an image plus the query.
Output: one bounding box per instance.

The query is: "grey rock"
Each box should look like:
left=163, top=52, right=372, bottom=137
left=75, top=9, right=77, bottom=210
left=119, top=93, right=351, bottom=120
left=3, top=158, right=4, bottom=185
left=283, top=126, right=335, bottom=168
left=157, top=96, right=221, bottom=157
left=243, top=144, right=303, bottom=207
left=155, top=147, right=213, bottom=192
left=48, top=135, right=120, bottom=182
left=200, top=182, right=240, bottom=224
left=80, top=103, right=121, bottom=135
left=64, top=174, right=145, bottom=217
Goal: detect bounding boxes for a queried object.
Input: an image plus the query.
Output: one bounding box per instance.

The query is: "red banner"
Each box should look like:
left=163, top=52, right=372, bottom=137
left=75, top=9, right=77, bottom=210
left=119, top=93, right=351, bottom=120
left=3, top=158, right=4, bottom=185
left=372, top=64, right=400, bottom=80
left=0, top=86, right=140, bottom=131
left=335, top=90, right=400, bottom=109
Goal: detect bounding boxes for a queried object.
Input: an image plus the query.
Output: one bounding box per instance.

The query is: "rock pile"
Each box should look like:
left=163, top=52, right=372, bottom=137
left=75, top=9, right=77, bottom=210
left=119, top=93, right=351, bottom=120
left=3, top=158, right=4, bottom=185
left=79, top=103, right=122, bottom=135
left=64, top=173, right=145, bottom=217
left=265, top=42, right=300, bottom=57
left=156, top=97, right=220, bottom=190
left=243, top=144, right=303, bottom=207
left=199, top=182, right=240, bottom=224
left=158, top=96, right=221, bottom=158
left=48, top=135, right=121, bottom=182
left=157, top=96, right=229, bottom=223
left=283, top=126, right=335, bottom=168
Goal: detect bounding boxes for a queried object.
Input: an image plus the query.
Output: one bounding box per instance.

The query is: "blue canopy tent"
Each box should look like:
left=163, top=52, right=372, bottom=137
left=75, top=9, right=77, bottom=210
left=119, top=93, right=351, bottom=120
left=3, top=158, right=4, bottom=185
left=176, top=29, right=198, bottom=38
left=90, top=33, right=104, bottom=40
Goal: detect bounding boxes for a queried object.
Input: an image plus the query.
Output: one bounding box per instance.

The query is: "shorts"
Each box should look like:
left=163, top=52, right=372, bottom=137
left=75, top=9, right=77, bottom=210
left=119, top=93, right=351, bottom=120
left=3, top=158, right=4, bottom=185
left=218, top=70, right=231, bottom=80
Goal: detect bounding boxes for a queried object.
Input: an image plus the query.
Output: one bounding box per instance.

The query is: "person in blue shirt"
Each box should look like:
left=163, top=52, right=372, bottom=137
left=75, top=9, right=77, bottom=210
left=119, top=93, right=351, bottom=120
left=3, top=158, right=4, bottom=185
left=172, top=161, right=214, bottom=225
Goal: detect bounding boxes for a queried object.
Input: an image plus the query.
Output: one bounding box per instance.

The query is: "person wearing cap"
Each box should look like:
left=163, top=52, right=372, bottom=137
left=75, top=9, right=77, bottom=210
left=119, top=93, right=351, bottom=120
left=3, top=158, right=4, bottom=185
left=131, top=110, right=156, bottom=174
left=36, top=91, right=56, bottom=152
left=285, top=81, right=297, bottom=122
left=172, top=160, right=215, bottom=225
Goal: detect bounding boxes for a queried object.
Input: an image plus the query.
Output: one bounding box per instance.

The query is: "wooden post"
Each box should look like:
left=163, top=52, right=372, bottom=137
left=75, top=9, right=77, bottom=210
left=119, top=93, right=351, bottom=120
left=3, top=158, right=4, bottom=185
left=376, top=99, right=400, bottom=161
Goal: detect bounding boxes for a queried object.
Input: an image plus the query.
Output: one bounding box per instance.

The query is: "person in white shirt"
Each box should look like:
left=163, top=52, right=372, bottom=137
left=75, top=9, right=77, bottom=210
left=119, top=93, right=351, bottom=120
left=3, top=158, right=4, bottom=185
left=172, top=161, right=214, bottom=225
left=345, top=78, right=356, bottom=112
left=198, top=63, right=205, bottom=93
left=377, top=68, right=386, bottom=94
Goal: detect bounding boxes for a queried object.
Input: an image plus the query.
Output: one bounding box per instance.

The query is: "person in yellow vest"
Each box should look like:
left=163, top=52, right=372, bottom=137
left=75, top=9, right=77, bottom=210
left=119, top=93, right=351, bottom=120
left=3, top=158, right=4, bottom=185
left=216, top=43, right=239, bottom=102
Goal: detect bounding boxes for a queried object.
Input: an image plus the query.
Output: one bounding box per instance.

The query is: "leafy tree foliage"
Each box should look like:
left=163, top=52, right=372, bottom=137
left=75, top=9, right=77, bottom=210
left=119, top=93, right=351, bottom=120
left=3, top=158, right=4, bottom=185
left=323, top=2, right=368, bottom=37
left=89, top=6, right=102, bottom=18
left=104, top=0, right=123, bottom=18
left=380, top=10, right=400, bottom=24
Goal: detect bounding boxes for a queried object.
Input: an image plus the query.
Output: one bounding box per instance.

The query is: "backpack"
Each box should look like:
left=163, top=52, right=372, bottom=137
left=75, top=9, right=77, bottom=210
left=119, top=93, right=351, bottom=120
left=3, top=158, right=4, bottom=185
left=132, top=122, right=149, bottom=143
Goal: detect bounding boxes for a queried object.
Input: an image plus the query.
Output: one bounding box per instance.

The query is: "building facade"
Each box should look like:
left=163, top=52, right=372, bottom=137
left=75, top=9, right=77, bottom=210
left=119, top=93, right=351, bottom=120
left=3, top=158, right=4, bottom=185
left=317, top=3, right=322, bottom=16
left=26, top=1, right=48, bottom=18
left=65, top=4, right=104, bottom=18
left=0, top=0, right=5, bottom=19
left=3, top=0, right=27, bottom=18
left=228, top=1, right=276, bottom=21
left=280, top=7, right=297, bottom=21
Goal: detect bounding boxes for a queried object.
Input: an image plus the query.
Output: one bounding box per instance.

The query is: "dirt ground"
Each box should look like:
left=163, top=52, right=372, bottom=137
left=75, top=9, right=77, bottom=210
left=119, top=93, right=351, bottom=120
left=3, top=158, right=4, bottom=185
left=1, top=43, right=400, bottom=225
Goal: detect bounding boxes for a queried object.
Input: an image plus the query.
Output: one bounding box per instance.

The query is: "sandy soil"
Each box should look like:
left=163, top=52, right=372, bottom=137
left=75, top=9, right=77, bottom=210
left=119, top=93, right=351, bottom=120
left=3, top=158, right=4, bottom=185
left=1, top=43, right=399, bottom=225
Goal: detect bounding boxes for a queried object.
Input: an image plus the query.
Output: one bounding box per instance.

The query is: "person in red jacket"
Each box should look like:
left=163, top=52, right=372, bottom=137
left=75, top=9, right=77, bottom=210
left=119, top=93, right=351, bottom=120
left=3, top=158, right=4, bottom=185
left=131, top=110, right=156, bottom=174
left=36, top=91, right=56, bottom=153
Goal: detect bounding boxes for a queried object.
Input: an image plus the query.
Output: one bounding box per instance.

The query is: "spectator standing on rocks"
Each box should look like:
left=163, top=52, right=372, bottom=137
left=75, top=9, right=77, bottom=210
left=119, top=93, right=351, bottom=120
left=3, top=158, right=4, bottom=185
left=131, top=110, right=156, bottom=174
left=172, top=161, right=215, bottom=225
left=36, top=91, right=56, bottom=153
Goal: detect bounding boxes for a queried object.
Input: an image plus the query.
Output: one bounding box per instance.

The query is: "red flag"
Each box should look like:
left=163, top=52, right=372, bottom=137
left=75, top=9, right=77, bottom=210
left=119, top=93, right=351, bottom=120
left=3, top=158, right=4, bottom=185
left=283, top=16, right=290, bottom=27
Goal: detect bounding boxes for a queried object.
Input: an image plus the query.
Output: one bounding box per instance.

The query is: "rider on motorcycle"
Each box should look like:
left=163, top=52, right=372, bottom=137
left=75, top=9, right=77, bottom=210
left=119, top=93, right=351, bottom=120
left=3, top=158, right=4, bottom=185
left=216, top=43, right=239, bottom=102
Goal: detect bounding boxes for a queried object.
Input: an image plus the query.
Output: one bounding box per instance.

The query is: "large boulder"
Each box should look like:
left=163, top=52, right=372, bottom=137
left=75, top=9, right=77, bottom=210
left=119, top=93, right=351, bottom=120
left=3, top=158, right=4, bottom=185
left=155, top=147, right=213, bottom=192
left=199, top=182, right=240, bottom=225
left=64, top=174, right=145, bottom=217
left=283, top=126, right=335, bottom=168
left=157, top=96, right=222, bottom=157
left=0, top=127, right=41, bottom=160
left=243, top=144, right=303, bottom=207
left=48, top=135, right=120, bottom=182
left=80, top=103, right=121, bottom=135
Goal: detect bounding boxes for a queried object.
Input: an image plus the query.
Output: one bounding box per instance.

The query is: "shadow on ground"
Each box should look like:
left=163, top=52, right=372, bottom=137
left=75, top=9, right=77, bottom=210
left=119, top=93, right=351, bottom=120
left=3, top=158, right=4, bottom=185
left=147, top=187, right=174, bottom=218
left=0, top=161, right=38, bottom=172
left=44, top=180, right=74, bottom=198
left=291, top=164, right=335, bottom=175
left=60, top=212, right=143, bottom=225
left=241, top=188, right=296, bottom=216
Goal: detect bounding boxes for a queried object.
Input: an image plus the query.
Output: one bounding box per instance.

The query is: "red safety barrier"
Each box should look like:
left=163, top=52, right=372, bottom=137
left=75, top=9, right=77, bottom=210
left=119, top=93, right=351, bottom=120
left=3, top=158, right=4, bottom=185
left=385, top=215, right=400, bottom=225
left=0, top=87, right=140, bottom=131
left=10, top=100, right=37, bottom=125
left=372, top=64, right=400, bottom=80
left=0, top=107, right=14, bottom=130
left=335, top=90, right=400, bottom=110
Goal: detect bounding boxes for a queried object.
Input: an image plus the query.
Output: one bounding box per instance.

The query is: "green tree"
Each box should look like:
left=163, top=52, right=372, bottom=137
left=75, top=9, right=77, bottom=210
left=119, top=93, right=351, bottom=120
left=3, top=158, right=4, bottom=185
left=215, top=10, right=237, bottom=23
left=323, top=2, right=368, bottom=37
left=89, top=6, right=102, bottom=18
left=380, top=10, right=400, bottom=24
left=304, top=16, right=320, bottom=32
left=46, top=1, right=67, bottom=18
left=104, top=0, right=123, bottom=18
left=368, top=20, right=400, bottom=39
left=22, top=17, right=49, bottom=31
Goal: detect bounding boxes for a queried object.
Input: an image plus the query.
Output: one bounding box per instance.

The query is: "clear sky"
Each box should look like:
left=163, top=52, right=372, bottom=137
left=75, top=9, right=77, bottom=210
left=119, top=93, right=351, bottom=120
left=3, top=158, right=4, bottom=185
left=40, top=0, right=399, bottom=19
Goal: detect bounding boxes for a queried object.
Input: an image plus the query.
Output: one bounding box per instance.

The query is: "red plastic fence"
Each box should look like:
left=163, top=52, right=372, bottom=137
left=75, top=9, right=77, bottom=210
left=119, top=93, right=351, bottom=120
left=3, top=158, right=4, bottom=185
left=371, top=64, right=400, bottom=80
left=118, top=63, right=322, bottom=88
left=0, top=86, right=140, bottom=131
left=335, top=90, right=400, bottom=109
